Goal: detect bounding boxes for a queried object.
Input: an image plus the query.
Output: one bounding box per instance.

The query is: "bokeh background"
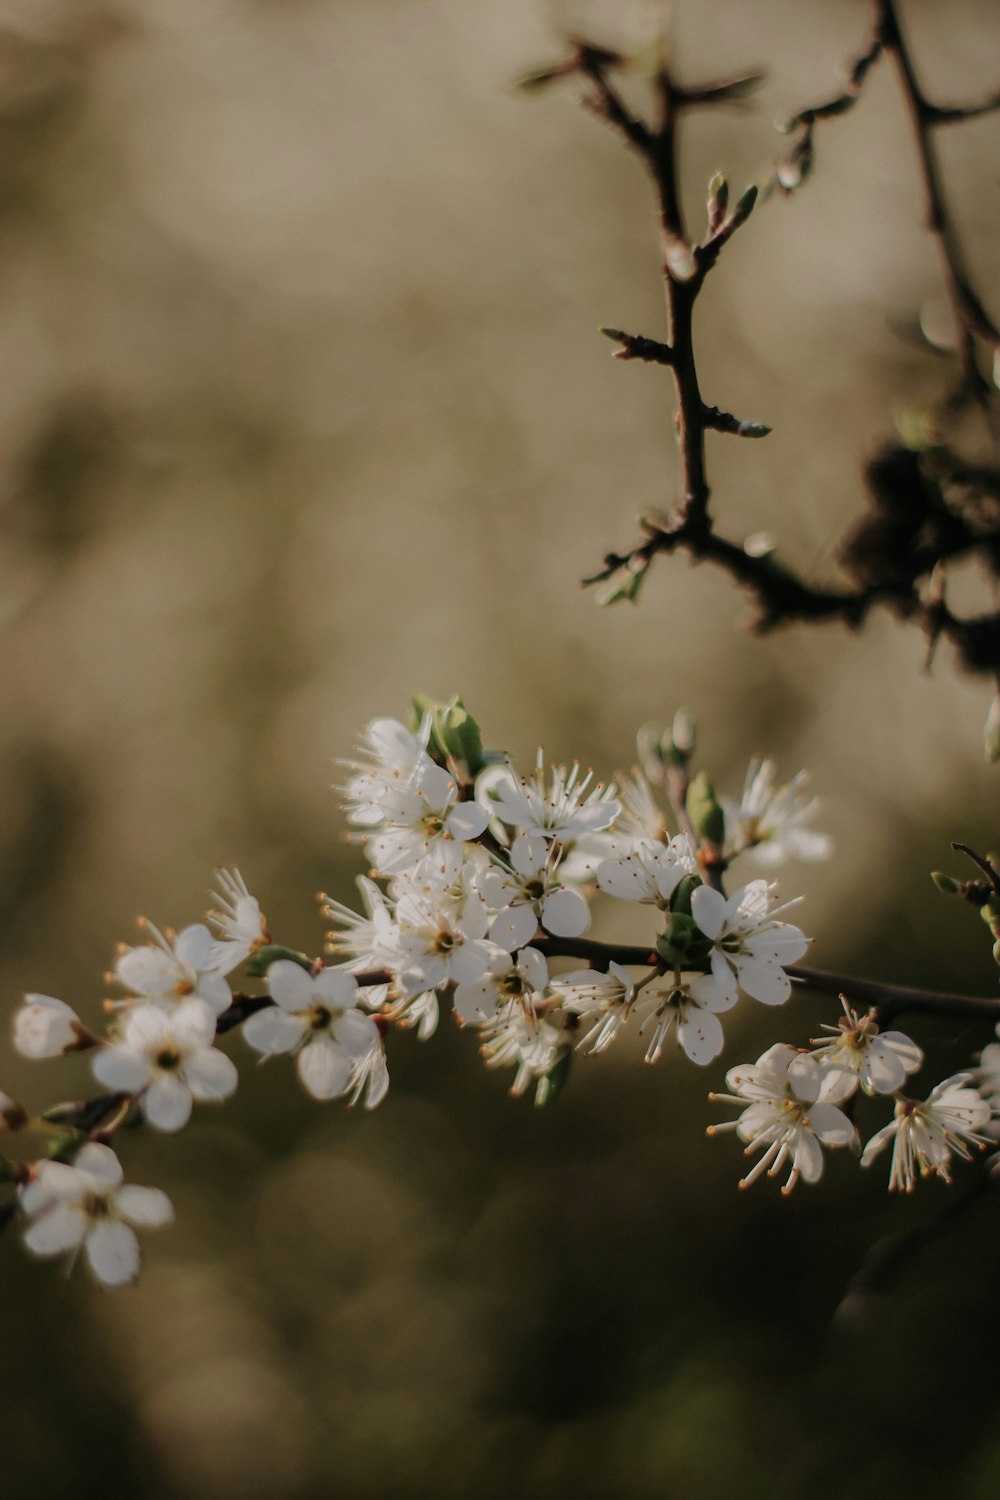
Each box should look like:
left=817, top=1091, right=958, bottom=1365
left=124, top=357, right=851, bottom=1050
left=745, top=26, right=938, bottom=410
left=2, top=0, right=1000, bottom=1495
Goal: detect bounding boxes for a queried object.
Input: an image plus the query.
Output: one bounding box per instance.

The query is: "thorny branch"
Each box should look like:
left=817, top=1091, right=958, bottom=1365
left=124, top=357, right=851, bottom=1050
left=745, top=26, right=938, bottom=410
left=540, top=6, right=1000, bottom=688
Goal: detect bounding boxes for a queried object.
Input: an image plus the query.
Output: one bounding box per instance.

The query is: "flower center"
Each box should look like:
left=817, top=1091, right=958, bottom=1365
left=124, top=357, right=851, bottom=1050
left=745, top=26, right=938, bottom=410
left=523, top=879, right=545, bottom=901
left=434, top=932, right=456, bottom=955
left=308, top=1005, right=333, bottom=1031
left=155, top=1049, right=181, bottom=1070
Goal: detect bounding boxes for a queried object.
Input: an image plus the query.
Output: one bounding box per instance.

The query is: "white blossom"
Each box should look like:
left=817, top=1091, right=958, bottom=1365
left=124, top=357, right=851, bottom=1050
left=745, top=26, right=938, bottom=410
left=861, top=1075, right=993, bottom=1191
left=365, top=759, right=490, bottom=877
left=809, top=1000, right=922, bottom=1097
left=596, top=834, right=698, bottom=906
left=690, top=879, right=808, bottom=1006
left=551, top=963, right=635, bottom=1054
left=323, top=875, right=400, bottom=1007
left=14, top=995, right=85, bottom=1059
left=478, top=833, right=590, bottom=951
left=207, top=868, right=271, bottom=972
left=243, top=962, right=379, bottom=1100
left=477, top=752, right=620, bottom=843
left=113, top=920, right=231, bottom=1016
left=339, top=716, right=432, bottom=830
left=453, top=945, right=548, bottom=1026
left=708, top=1044, right=855, bottom=1193
left=93, top=1000, right=238, bottom=1132
left=479, top=1001, right=571, bottom=1104
left=638, top=971, right=737, bottom=1066
left=723, top=760, right=832, bottom=867
left=389, top=880, right=494, bottom=996
left=20, top=1143, right=172, bottom=1286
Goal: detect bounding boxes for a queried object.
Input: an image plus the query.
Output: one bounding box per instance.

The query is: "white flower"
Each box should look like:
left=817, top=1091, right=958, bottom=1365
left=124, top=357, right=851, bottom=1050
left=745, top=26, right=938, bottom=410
left=551, top=963, right=635, bottom=1054
left=14, top=995, right=86, bottom=1059
left=20, top=1143, right=173, bottom=1286
left=93, top=1000, right=238, bottom=1132
left=478, top=833, right=590, bottom=951
left=390, top=882, right=494, bottom=996
left=690, top=879, right=808, bottom=1006
left=207, top=869, right=271, bottom=972
left=114, top=920, right=231, bottom=1016
left=243, top=962, right=379, bottom=1100
left=479, top=1002, right=571, bottom=1104
left=323, top=875, right=400, bottom=1007
left=365, top=759, right=490, bottom=877
left=596, top=835, right=698, bottom=905
left=708, top=1043, right=855, bottom=1193
left=478, top=752, right=620, bottom=842
left=861, top=1075, right=993, bottom=1191
left=453, top=945, right=548, bottom=1026
left=339, top=716, right=431, bottom=830
left=809, top=1000, right=922, bottom=1097
left=723, top=760, right=832, bottom=867
left=638, top=972, right=737, bottom=1066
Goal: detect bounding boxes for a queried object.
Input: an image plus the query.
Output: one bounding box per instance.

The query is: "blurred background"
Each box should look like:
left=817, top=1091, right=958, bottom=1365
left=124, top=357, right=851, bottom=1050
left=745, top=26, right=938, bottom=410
left=1, top=0, right=1000, bottom=1494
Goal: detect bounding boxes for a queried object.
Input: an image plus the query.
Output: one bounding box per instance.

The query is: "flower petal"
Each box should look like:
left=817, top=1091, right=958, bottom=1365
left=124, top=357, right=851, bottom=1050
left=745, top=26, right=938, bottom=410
left=85, top=1221, right=140, bottom=1286
left=297, top=1037, right=350, bottom=1100
left=242, top=1006, right=306, bottom=1055
left=540, top=888, right=590, bottom=938
left=116, top=1185, right=174, bottom=1229
left=183, top=1048, right=239, bottom=1101
left=144, top=1075, right=193, bottom=1133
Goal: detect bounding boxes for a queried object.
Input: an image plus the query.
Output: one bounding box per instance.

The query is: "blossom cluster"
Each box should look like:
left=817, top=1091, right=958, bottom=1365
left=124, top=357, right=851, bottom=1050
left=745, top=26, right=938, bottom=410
left=1, top=699, right=996, bottom=1288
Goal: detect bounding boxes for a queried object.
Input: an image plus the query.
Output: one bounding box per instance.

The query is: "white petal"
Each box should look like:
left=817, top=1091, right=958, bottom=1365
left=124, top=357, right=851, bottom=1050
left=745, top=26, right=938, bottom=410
left=93, top=1044, right=152, bottom=1093
left=184, top=1048, right=239, bottom=1101
left=517, top=946, right=549, bottom=992
left=677, top=1007, right=724, bottom=1065
left=690, top=884, right=727, bottom=940
left=24, top=1204, right=89, bottom=1257
left=174, top=923, right=215, bottom=973
left=448, top=941, right=490, bottom=984
left=170, top=999, right=218, bottom=1051
left=511, top=834, right=547, bottom=877
left=267, top=960, right=314, bottom=1013
left=446, top=801, right=491, bottom=842
left=297, top=1037, right=350, bottom=1099
left=489, top=903, right=539, bottom=952
left=807, top=1103, right=855, bottom=1146
left=687, top=973, right=738, bottom=1013
left=860, top=1121, right=897, bottom=1167
left=331, top=1008, right=379, bottom=1058
left=116, top=1185, right=174, bottom=1228
left=85, top=1221, right=140, bottom=1286
left=736, top=958, right=791, bottom=1006
left=243, top=1006, right=306, bottom=1055
left=541, top=887, right=590, bottom=938
left=14, top=996, right=80, bottom=1058
left=115, top=946, right=178, bottom=996
left=197, top=972, right=233, bottom=1016
left=596, top=856, right=655, bottom=902
left=74, top=1144, right=125, bottom=1187
left=313, top=967, right=360, bottom=1009
left=787, top=1054, right=823, bottom=1103
left=794, top=1129, right=824, bottom=1184
left=122, top=1003, right=172, bottom=1050
left=453, top=978, right=499, bottom=1025
left=144, top=1075, right=193, bottom=1133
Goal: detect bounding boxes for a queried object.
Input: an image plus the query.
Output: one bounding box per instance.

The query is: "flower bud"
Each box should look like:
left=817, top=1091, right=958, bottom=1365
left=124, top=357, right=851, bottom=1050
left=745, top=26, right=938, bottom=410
left=685, top=772, right=725, bottom=848
left=931, top=871, right=961, bottom=895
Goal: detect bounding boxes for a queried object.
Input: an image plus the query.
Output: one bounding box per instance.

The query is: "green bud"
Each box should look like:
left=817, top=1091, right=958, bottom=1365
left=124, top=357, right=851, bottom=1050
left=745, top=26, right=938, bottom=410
left=931, top=871, right=962, bottom=895
left=410, top=695, right=486, bottom=777
left=707, top=172, right=728, bottom=230
left=245, top=944, right=314, bottom=979
left=671, top=707, right=696, bottom=759
left=685, top=772, right=725, bottom=847
left=535, top=1048, right=572, bottom=1107
left=669, top=873, right=703, bottom=916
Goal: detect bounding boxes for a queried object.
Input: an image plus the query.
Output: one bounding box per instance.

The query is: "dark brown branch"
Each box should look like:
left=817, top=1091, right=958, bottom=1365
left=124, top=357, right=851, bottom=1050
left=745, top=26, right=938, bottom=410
left=600, top=328, right=674, bottom=365
left=788, top=964, right=1000, bottom=1024
left=878, top=0, right=1000, bottom=400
